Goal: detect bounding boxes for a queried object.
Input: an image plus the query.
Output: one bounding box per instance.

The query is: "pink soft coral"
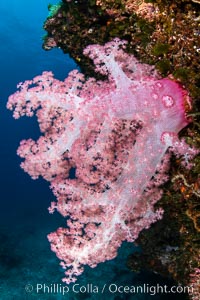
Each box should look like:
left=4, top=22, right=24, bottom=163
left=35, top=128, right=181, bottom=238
left=7, top=38, right=197, bottom=283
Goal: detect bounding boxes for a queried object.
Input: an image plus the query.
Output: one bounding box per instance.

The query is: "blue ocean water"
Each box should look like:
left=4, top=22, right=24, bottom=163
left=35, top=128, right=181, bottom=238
left=0, top=1, right=189, bottom=299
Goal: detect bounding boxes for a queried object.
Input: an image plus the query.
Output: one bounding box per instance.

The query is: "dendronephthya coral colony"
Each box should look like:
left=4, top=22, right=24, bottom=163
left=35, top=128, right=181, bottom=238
left=7, top=39, right=199, bottom=285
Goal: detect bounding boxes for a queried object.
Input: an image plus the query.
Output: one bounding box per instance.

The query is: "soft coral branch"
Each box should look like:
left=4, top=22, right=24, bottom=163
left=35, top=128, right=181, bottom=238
left=7, top=38, right=198, bottom=283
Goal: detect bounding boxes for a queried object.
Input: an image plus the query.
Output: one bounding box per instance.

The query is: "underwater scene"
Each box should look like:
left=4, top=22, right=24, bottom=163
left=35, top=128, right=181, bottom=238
left=0, top=0, right=199, bottom=299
